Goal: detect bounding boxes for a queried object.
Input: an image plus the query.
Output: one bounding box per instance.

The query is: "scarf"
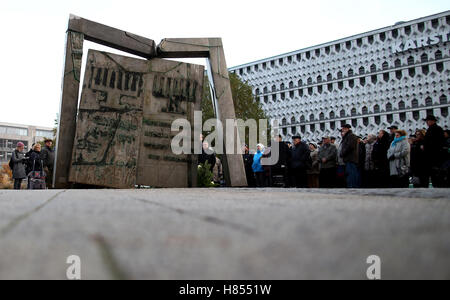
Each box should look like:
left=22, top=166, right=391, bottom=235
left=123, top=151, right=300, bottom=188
left=391, top=136, right=406, bottom=148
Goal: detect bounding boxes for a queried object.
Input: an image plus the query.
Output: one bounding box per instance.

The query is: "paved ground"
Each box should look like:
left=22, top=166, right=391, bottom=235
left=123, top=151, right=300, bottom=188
left=0, top=188, right=449, bottom=280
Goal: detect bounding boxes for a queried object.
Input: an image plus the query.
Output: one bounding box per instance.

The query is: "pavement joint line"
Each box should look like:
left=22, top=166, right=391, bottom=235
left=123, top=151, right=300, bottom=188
left=92, top=234, right=131, bottom=280
left=134, top=197, right=259, bottom=236
left=0, top=190, right=66, bottom=238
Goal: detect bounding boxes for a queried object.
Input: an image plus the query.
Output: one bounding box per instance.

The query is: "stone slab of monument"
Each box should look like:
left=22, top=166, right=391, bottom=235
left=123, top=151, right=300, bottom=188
left=158, top=38, right=248, bottom=187
left=69, top=50, right=204, bottom=188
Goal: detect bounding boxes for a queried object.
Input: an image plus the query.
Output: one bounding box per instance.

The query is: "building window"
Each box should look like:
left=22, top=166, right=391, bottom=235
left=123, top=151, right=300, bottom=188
left=283, top=128, right=287, bottom=136
left=357, top=38, right=362, bottom=47
left=325, top=47, right=330, bottom=55
left=271, top=61, right=275, bottom=68
left=351, top=108, right=357, bottom=116
left=298, top=89, right=304, bottom=97
left=359, top=66, right=365, bottom=75
left=310, top=124, right=315, bottom=132
left=309, top=114, right=315, bottom=122
left=328, top=83, right=333, bottom=92
left=281, top=92, right=286, bottom=100
left=289, top=81, right=294, bottom=89
left=272, top=94, right=277, bottom=102
left=440, top=95, right=448, bottom=104
left=379, top=32, right=386, bottom=41
left=318, top=85, right=323, bottom=94
left=441, top=107, right=449, bottom=118
left=386, top=103, right=393, bottom=112
left=370, top=64, right=377, bottom=73
left=368, top=35, right=374, bottom=44
left=407, top=56, right=415, bottom=65
left=340, top=110, right=346, bottom=118
left=288, top=56, right=292, bottom=64
left=371, top=75, right=378, bottom=84
left=382, top=61, right=389, bottom=70
left=340, top=120, right=346, bottom=127
left=264, top=96, right=269, bottom=103
left=387, top=114, right=393, bottom=123
left=307, top=77, right=313, bottom=85
left=308, top=87, right=313, bottom=95
left=374, top=104, right=380, bottom=113
left=289, top=91, right=295, bottom=99
left=395, top=59, right=401, bottom=68
left=348, top=69, right=354, bottom=77
left=320, top=123, right=325, bottom=131
left=418, top=22, right=425, bottom=32
left=360, top=77, right=366, bottom=86
left=280, top=83, right=285, bottom=91
left=301, top=126, right=306, bottom=133
left=330, top=122, right=336, bottom=130
left=399, top=101, right=406, bottom=110
left=291, top=117, right=296, bottom=124
left=404, top=26, right=411, bottom=35
left=435, top=49, right=443, bottom=60
left=298, top=79, right=303, bottom=86
left=421, top=53, right=428, bottom=62
left=399, top=112, right=406, bottom=122
left=272, top=85, right=277, bottom=92
left=315, top=49, right=321, bottom=57
left=422, top=65, right=429, bottom=75
left=409, top=68, right=416, bottom=77
left=375, top=116, right=381, bottom=125
left=425, top=97, right=433, bottom=106
left=392, top=29, right=399, bottom=38
left=327, top=73, right=333, bottom=81
left=436, top=62, right=444, bottom=72
left=330, top=111, right=335, bottom=119
left=413, top=111, right=420, bottom=121
left=296, top=54, right=302, bottom=61
left=1, top=127, right=29, bottom=136
left=362, top=106, right=369, bottom=115
left=383, top=73, right=390, bottom=82
left=431, top=18, right=439, bottom=29
left=427, top=109, right=434, bottom=116
left=396, top=70, right=403, bottom=80
left=279, top=58, right=284, bottom=65
left=348, top=79, right=354, bottom=88
left=292, top=126, right=297, bottom=134
left=338, top=82, right=343, bottom=90
left=363, top=117, right=369, bottom=126
left=337, top=71, right=343, bottom=79
left=346, top=41, right=352, bottom=50
left=319, top=113, right=325, bottom=121
left=300, top=115, right=306, bottom=123
left=352, top=119, right=358, bottom=128
left=317, top=75, right=322, bottom=83
left=306, top=52, right=311, bottom=59
left=335, top=44, right=341, bottom=52
left=412, top=99, right=419, bottom=108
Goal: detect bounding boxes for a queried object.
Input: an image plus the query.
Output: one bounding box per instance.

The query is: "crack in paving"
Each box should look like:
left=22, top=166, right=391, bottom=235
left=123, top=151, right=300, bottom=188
left=92, top=234, right=131, bottom=280
left=135, top=198, right=259, bottom=236
left=0, top=190, right=66, bottom=238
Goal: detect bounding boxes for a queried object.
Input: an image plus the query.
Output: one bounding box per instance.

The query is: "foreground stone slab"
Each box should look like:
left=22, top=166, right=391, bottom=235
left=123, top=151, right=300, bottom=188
left=0, top=189, right=448, bottom=280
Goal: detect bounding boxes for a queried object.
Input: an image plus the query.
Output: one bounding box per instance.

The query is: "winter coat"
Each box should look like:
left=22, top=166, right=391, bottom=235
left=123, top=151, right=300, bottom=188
left=28, top=150, right=43, bottom=174
left=199, top=148, right=216, bottom=171
left=273, top=141, right=291, bottom=169
left=372, top=135, right=390, bottom=172
left=290, top=141, right=311, bottom=170
left=340, top=131, right=359, bottom=164
left=11, top=150, right=27, bottom=179
left=387, top=138, right=410, bottom=177
left=365, top=142, right=376, bottom=171
left=424, top=123, right=446, bottom=167
left=318, top=144, right=337, bottom=169
left=410, top=140, right=427, bottom=177
left=252, top=150, right=264, bottom=173
left=307, top=150, right=320, bottom=175
left=41, top=146, right=55, bottom=169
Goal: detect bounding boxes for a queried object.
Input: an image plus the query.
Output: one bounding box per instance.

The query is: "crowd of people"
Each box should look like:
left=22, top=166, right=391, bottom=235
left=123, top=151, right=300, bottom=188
left=241, top=115, right=450, bottom=189
left=10, top=139, right=55, bottom=190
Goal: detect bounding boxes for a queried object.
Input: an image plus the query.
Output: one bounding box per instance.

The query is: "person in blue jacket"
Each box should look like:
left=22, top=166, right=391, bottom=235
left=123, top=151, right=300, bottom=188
left=252, top=144, right=266, bottom=187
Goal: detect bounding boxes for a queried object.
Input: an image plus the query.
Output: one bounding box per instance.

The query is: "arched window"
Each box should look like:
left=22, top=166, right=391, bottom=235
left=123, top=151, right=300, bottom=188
left=317, top=75, right=322, bottom=83
left=395, top=59, right=401, bottom=68
left=418, top=22, right=425, bottom=32
left=399, top=101, right=406, bottom=110
left=382, top=61, right=389, bottom=70
left=412, top=99, right=419, bottom=108
left=337, top=71, right=343, bottom=79
left=400, top=112, right=407, bottom=122
left=255, top=88, right=260, bottom=95
left=263, top=87, right=268, bottom=94
left=409, top=68, right=416, bottom=77
left=319, top=112, right=325, bottom=120
left=349, top=79, right=355, bottom=88
left=298, top=79, right=303, bottom=86
left=440, top=95, right=448, bottom=104
left=309, top=114, right=315, bottom=122
left=371, top=75, right=378, bottom=84
left=435, top=50, right=443, bottom=60
left=436, top=62, right=444, bottom=72
left=327, top=73, right=333, bottom=81
left=421, top=53, right=428, bottom=62
left=300, top=115, right=306, bottom=123
left=404, top=26, right=411, bottom=35
left=280, top=83, right=285, bottom=91
left=379, top=32, right=386, bottom=41
left=425, top=97, right=433, bottom=106
left=330, top=111, right=335, bottom=119
left=422, top=65, right=430, bottom=75
left=396, top=70, right=403, bottom=80
left=328, top=83, right=333, bottom=92
left=374, top=104, right=380, bottom=113
left=362, top=106, right=369, bottom=115
left=340, top=109, right=346, bottom=118
left=272, top=85, right=276, bottom=92
left=298, top=89, right=304, bottom=97
left=360, top=77, right=366, bottom=86
left=392, top=29, right=399, bottom=38
left=407, top=56, right=415, bottom=65
left=413, top=111, right=420, bottom=120
left=359, top=66, right=365, bottom=75
left=289, top=81, right=294, bottom=89
left=370, top=64, right=377, bottom=73
left=351, top=108, right=357, bottom=116
left=282, top=118, right=287, bottom=126
left=348, top=69, right=354, bottom=77
left=291, top=116, right=296, bottom=124
left=386, top=103, right=393, bottom=111
left=431, top=19, right=439, bottom=29
left=383, top=73, right=390, bottom=82
left=307, top=77, right=313, bottom=85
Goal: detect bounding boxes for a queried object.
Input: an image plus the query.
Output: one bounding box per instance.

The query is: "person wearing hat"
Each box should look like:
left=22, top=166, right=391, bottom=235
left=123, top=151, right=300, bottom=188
left=41, top=138, right=55, bottom=189
left=289, top=135, right=311, bottom=188
left=339, top=124, right=360, bottom=188
left=11, top=142, right=28, bottom=190
left=318, top=136, right=337, bottom=188
left=387, top=126, right=398, bottom=144
left=423, top=115, right=446, bottom=187
left=307, top=143, right=320, bottom=188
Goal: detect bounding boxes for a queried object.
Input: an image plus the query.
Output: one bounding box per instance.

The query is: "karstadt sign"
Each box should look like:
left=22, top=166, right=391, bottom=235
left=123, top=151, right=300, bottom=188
left=391, top=32, right=449, bottom=54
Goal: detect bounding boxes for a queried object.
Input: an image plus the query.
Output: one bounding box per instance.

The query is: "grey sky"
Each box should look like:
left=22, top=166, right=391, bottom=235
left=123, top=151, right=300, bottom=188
left=0, top=0, right=448, bottom=127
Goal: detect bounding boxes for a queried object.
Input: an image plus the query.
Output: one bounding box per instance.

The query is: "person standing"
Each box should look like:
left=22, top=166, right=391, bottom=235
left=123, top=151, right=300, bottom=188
left=27, top=143, right=44, bottom=189
left=387, top=126, right=398, bottom=143
left=11, top=142, right=28, bottom=190
left=252, top=144, right=266, bottom=187
left=387, top=130, right=411, bottom=188
left=271, top=135, right=291, bottom=187
left=198, top=141, right=216, bottom=172
left=339, top=124, right=360, bottom=188
left=363, top=134, right=377, bottom=188
left=372, top=130, right=391, bottom=188
left=307, top=143, right=320, bottom=188
left=318, top=136, right=337, bottom=188
left=40, top=139, right=55, bottom=189
left=289, top=135, right=311, bottom=188
left=423, top=115, right=446, bottom=187
left=410, top=129, right=429, bottom=188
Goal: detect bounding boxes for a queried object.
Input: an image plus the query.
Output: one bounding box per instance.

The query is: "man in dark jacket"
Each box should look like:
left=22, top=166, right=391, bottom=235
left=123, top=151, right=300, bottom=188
left=318, top=136, right=337, bottom=188
left=387, top=126, right=398, bottom=144
left=40, top=139, right=55, bottom=188
left=339, top=124, right=360, bottom=188
left=289, top=135, right=311, bottom=188
left=423, top=115, right=446, bottom=187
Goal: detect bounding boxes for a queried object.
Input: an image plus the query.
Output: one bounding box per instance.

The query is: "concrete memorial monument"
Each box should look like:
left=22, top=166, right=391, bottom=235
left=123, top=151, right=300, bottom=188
left=54, top=15, right=247, bottom=188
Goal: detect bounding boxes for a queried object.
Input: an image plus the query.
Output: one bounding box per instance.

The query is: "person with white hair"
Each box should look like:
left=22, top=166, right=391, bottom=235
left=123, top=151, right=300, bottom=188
left=252, top=144, right=266, bottom=187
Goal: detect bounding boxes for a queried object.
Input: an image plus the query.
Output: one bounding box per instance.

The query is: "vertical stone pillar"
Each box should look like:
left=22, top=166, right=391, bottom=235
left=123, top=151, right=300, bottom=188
left=53, top=31, right=84, bottom=188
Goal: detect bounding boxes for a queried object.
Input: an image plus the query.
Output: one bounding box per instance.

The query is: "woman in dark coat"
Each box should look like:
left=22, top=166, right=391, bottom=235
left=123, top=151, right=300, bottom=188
left=372, top=130, right=391, bottom=188
left=11, top=142, right=28, bottom=189
left=27, top=143, right=43, bottom=188
left=410, top=130, right=429, bottom=188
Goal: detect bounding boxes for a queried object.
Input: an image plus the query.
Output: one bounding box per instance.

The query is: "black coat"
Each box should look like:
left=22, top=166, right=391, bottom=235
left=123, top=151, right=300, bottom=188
left=289, top=141, right=311, bottom=170
left=198, top=149, right=216, bottom=171
left=410, top=140, right=427, bottom=177
left=272, top=141, right=291, bottom=169
left=424, top=123, right=445, bottom=167
left=41, top=146, right=55, bottom=169
left=340, top=131, right=359, bottom=164
left=372, top=134, right=390, bottom=171
left=27, top=150, right=43, bottom=174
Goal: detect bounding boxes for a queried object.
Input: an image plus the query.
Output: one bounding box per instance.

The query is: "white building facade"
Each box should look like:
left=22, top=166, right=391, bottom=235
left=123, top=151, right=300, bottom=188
left=229, top=11, right=450, bottom=142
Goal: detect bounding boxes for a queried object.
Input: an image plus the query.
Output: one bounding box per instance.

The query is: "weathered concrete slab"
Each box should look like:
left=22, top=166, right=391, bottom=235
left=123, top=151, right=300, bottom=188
left=69, top=50, right=204, bottom=188
left=0, top=189, right=448, bottom=280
